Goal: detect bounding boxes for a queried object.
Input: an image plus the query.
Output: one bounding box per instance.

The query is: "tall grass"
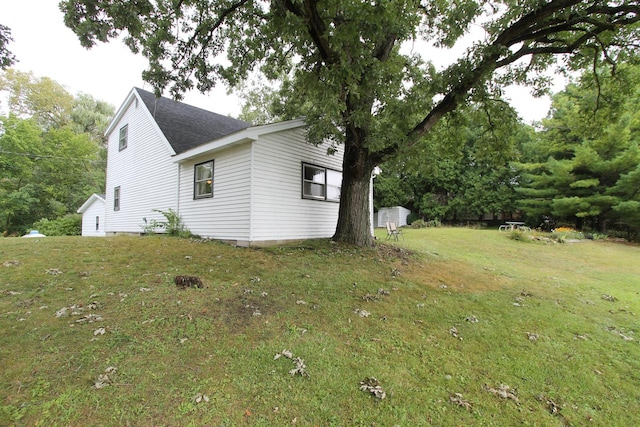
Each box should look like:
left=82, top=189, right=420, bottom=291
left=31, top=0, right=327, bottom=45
left=1, top=230, right=639, bottom=426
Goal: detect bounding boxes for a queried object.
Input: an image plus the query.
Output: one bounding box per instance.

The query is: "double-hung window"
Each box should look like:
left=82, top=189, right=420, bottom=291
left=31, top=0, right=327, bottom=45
left=114, top=186, right=121, bottom=211
left=302, top=163, right=341, bottom=202
left=194, top=160, right=214, bottom=199
left=119, top=125, right=128, bottom=151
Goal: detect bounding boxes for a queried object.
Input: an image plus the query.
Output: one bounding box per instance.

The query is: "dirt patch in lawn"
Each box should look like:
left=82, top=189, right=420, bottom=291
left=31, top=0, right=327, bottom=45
left=215, top=289, right=287, bottom=331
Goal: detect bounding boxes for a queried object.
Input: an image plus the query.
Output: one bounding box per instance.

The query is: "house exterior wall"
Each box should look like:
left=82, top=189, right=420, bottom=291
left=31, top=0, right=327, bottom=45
left=177, top=143, right=252, bottom=240
left=249, top=127, right=343, bottom=243
left=80, top=199, right=106, bottom=236
left=104, top=97, right=178, bottom=234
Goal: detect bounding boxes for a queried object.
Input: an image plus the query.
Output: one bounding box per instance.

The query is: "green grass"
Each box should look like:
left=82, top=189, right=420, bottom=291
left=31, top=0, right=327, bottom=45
left=1, top=229, right=639, bottom=426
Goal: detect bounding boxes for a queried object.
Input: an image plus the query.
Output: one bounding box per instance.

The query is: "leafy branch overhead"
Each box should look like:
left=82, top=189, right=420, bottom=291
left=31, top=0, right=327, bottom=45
left=60, top=0, right=640, bottom=246
left=0, top=24, right=17, bottom=69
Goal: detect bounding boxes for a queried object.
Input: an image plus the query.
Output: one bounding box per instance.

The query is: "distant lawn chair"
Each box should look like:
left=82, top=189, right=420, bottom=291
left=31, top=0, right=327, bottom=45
left=385, top=221, right=404, bottom=241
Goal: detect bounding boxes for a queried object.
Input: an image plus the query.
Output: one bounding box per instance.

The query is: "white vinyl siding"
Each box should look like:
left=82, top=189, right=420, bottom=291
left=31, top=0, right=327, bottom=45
left=104, top=95, right=178, bottom=234
left=178, top=143, right=252, bottom=240
left=80, top=198, right=106, bottom=236
left=249, top=127, right=343, bottom=242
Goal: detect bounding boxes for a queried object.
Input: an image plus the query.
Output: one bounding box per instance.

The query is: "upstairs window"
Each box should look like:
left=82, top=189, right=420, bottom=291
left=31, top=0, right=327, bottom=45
left=119, top=124, right=128, bottom=151
left=302, top=163, right=341, bottom=202
left=194, top=160, right=214, bottom=199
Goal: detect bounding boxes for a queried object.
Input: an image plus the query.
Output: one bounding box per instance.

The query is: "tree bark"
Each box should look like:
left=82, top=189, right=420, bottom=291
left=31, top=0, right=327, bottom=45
left=332, top=140, right=375, bottom=246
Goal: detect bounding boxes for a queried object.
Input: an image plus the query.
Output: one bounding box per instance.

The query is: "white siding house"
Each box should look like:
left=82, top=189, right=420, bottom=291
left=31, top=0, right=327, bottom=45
left=79, top=87, right=345, bottom=246
left=77, top=194, right=106, bottom=236
left=102, top=91, right=180, bottom=234
left=174, top=119, right=343, bottom=245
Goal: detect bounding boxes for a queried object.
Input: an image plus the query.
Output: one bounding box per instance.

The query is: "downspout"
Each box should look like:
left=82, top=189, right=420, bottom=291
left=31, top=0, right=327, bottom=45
left=249, top=141, right=255, bottom=245
left=370, top=166, right=382, bottom=238
left=176, top=163, right=181, bottom=215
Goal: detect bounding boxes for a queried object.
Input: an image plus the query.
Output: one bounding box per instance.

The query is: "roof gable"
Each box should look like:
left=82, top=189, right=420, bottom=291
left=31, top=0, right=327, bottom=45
left=134, top=88, right=251, bottom=154
left=77, top=193, right=106, bottom=213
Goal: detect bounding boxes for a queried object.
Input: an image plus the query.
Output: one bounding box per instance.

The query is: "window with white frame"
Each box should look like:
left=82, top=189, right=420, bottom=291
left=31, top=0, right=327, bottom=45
left=119, top=124, right=128, bottom=151
left=114, top=186, right=120, bottom=211
left=194, top=160, right=214, bottom=199
left=302, top=163, right=342, bottom=202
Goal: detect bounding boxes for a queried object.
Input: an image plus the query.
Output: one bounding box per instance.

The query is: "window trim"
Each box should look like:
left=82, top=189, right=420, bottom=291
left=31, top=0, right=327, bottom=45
left=301, top=162, right=342, bottom=202
left=193, top=160, right=214, bottom=200
left=113, top=186, right=120, bottom=211
left=119, top=124, right=128, bottom=151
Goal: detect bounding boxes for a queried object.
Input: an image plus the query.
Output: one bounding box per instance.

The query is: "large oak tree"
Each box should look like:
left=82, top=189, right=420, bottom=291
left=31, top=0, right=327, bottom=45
left=60, top=0, right=640, bottom=245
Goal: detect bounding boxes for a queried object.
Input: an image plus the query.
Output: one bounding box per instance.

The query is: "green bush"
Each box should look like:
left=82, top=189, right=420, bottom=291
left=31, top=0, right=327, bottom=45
left=508, top=229, right=532, bottom=242
left=550, top=230, right=585, bottom=243
left=142, top=209, right=193, bottom=238
left=427, top=219, right=442, bottom=228
left=31, top=214, right=81, bottom=236
left=406, top=212, right=420, bottom=225
left=411, top=219, right=427, bottom=228
left=410, top=218, right=441, bottom=229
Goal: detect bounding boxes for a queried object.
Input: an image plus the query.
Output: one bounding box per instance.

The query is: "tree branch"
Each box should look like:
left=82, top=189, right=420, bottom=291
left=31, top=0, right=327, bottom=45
left=395, top=0, right=640, bottom=156
left=280, top=0, right=336, bottom=64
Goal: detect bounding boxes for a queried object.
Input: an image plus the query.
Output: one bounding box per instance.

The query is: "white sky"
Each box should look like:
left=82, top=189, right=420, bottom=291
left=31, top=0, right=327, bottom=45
left=2, top=0, right=561, bottom=122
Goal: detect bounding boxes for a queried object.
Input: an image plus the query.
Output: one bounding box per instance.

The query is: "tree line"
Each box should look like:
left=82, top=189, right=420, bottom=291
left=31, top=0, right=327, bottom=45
left=0, top=70, right=113, bottom=236
left=373, top=63, right=640, bottom=236
left=3, top=62, right=638, bottom=238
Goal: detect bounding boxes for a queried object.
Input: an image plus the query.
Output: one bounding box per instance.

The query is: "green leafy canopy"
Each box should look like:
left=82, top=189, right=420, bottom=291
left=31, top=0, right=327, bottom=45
left=59, top=0, right=640, bottom=245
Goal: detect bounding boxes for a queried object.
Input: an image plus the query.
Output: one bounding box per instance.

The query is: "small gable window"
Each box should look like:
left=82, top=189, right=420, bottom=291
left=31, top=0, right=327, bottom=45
left=119, top=124, right=128, bottom=151
left=194, top=160, right=214, bottom=199
left=302, top=163, right=341, bottom=202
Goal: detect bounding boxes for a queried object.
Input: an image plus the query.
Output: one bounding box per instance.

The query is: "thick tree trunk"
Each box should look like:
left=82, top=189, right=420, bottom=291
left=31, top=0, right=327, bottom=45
left=332, top=140, right=375, bottom=246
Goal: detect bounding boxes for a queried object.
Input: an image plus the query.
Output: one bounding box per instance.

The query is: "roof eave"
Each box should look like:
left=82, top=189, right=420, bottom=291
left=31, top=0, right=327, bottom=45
left=77, top=193, right=106, bottom=213
left=104, top=88, right=138, bottom=137
left=172, top=117, right=306, bottom=163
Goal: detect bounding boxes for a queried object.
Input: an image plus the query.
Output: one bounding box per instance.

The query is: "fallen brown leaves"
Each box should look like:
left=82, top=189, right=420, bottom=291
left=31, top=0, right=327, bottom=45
left=359, top=377, right=386, bottom=399
left=484, top=384, right=519, bottom=403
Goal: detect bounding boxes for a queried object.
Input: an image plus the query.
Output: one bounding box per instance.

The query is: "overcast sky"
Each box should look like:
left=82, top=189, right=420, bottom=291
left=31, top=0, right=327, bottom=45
left=3, top=1, right=561, bottom=122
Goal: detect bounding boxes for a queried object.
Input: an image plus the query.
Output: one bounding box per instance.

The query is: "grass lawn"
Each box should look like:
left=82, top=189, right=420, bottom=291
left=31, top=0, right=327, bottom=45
left=1, top=228, right=639, bottom=426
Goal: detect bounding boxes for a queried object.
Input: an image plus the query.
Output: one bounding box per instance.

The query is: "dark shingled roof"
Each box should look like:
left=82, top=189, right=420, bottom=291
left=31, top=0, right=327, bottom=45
left=135, top=87, right=251, bottom=154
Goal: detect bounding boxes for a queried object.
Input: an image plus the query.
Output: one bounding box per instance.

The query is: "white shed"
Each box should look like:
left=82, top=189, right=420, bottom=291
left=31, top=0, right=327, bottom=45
left=77, top=194, right=106, bottom=236
left=376, top=206, right=411, bottom=228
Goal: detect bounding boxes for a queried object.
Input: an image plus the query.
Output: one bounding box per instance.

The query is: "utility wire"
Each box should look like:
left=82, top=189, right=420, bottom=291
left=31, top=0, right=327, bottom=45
left=0, top=149, right=107, bottom=165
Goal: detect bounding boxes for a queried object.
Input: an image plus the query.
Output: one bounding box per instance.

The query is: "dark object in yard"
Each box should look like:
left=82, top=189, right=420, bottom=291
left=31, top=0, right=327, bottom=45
left=174, top=275, right=203, bottom=289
